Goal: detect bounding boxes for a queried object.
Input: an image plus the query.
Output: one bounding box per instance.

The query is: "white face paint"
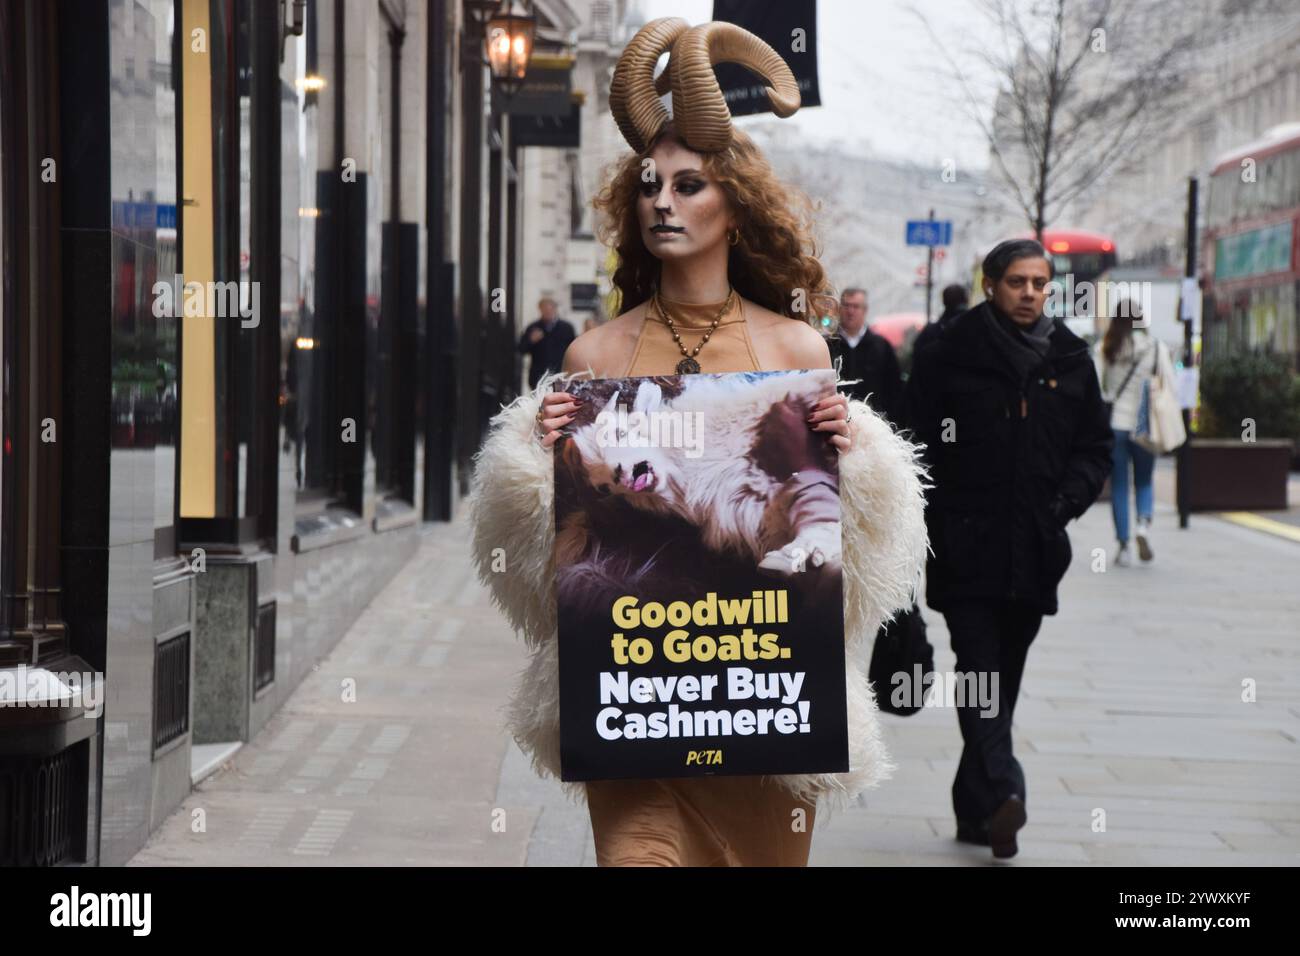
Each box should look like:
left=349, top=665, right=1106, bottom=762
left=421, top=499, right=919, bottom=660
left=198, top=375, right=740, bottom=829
left=637, top=135, right=735, bottom=263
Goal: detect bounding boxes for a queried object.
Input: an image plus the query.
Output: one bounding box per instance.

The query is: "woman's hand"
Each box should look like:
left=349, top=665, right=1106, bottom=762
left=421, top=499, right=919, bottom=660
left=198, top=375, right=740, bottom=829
left=807, top=393, right=852, bottom=453
left=536, top=391, right=583, bottom=448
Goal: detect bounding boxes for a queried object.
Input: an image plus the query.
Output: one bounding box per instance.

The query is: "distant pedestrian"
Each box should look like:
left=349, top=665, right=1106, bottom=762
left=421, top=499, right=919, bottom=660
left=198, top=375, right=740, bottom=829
left=912, top=283, right=970, bottom=358
left=1093, top=301, right=1177, bottom=566
left=518, top=297, right=577, bottom=390
left=906, top=238, right=1112, bottom=859
left=827, top=286, right=903, bottom=424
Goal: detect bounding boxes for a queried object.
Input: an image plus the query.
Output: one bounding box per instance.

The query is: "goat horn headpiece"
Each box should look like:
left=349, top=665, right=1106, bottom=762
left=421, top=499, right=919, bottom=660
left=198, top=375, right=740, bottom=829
left=609, top=19, right=801, bottom=154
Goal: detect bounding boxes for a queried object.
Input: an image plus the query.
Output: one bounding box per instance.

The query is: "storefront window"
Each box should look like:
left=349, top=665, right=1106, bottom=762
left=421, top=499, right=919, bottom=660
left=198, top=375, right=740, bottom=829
left=237, top=0, right=254, bottom=518
left=279, top=0, right=342, bottom=509
left=176, top=0, right=277, bottom=543
left=0, top=0, right=65, bottom=651
left=154, top=0, right=179, bottom=557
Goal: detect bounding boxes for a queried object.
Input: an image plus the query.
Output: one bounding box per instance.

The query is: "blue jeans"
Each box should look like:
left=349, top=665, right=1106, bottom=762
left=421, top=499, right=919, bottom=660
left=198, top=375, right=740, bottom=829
left=1111, top=428, right=1154, bottom=543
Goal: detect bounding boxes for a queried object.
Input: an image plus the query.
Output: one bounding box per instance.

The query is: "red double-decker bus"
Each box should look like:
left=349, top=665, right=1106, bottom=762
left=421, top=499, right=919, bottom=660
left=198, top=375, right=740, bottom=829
left=1040, top=228, right=1119, bottom=285
left=1040, top=229, right=1119, bottom=334
left=1202, top=123, right=1300, bottom=370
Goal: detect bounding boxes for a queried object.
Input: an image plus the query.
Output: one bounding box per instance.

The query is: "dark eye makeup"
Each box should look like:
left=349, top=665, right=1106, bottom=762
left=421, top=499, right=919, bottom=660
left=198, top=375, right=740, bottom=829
left=639, top=178, right=705, bottom=196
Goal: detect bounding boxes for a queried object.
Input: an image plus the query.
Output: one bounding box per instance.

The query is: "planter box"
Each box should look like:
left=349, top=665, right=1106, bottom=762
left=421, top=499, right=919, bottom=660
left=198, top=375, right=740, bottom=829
left=1185, top=438, right=1294, bottom=511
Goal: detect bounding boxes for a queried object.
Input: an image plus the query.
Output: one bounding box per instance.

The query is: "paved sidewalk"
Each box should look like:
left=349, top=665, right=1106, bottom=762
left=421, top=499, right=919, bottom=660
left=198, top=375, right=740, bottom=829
left=814, top=496, right=1300, bottom=865
left=130, top=519, right=547, bottom=866
left=130, top=491, right=1300, bottom=867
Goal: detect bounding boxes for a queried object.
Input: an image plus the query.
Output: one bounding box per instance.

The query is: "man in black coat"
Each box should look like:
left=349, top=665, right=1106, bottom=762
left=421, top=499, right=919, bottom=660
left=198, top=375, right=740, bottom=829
left=827, top=286, right=903, bottom=425
left=518, top=296, right=577, bottom=390
left=905, top=239, right=1112, bottom=859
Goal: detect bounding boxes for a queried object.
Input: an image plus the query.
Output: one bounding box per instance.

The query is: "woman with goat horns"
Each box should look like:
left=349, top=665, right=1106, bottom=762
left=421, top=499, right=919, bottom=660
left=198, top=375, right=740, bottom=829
left=468, top=18, right=929, bottom=866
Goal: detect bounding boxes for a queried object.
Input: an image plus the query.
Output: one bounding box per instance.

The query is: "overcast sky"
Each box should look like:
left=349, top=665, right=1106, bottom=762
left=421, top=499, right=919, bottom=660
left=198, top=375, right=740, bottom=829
left=639, top=0, right=1007, bottom=169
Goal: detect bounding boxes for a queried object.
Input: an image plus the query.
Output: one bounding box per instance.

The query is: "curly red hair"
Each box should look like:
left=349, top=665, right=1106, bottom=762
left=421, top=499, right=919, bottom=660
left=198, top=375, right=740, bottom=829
left=593, top=123, right=837, bottom=323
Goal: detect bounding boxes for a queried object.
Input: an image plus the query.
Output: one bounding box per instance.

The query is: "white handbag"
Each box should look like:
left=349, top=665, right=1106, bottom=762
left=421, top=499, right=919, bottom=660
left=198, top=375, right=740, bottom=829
left=1141, top=346, right=1186, bottom=453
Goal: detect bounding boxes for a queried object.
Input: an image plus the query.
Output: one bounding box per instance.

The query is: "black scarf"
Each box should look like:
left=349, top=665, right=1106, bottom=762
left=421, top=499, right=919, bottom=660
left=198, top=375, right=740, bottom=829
left=982, top=301, right=1053, bottom=386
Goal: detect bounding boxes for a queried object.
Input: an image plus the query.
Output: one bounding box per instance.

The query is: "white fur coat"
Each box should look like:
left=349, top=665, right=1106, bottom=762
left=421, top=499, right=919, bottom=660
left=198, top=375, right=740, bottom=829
left=467, top=370, right=930, bottom=809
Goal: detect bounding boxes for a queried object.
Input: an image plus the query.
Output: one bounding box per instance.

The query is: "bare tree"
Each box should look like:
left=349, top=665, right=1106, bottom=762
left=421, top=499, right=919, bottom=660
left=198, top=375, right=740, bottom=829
left=916, top=0, right=1207, bottom=239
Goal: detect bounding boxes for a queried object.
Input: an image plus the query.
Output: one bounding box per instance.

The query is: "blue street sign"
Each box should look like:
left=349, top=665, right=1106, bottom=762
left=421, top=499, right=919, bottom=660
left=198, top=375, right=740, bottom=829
left=906, top=220, right=952, bottom=246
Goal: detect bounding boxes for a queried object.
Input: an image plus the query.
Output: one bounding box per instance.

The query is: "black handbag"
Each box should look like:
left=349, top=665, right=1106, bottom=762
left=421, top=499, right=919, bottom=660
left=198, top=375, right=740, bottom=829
left=868, top=602, right=935, bottom=716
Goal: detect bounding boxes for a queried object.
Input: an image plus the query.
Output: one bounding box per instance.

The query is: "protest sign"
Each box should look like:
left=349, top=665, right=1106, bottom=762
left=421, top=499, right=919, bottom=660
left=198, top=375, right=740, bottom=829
left=553, top=370, right=849, bottom=780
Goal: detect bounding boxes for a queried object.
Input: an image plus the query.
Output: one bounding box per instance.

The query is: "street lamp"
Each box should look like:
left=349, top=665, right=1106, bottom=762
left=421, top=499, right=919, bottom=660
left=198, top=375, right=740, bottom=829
left=485, top=0, right=535, bottom=99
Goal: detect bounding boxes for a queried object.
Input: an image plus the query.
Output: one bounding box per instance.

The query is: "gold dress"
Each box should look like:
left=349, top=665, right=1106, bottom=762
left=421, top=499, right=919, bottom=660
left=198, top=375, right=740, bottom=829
left=584, top=292, right=819, bottom=866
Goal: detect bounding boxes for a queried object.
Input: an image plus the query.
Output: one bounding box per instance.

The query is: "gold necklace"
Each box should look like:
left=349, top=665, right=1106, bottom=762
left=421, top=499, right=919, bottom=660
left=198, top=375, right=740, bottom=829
left=652, top=288, right=734, bottom=375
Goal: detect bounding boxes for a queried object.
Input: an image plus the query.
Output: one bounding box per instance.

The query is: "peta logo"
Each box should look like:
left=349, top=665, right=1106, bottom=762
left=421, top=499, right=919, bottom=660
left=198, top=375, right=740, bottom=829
left=49, top=886, right=151, bottom=936
left=686, top=749, right=722, bottom=766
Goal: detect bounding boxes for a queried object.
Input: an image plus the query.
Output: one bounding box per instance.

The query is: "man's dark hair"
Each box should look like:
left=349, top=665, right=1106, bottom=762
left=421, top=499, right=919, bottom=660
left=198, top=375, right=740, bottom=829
left=941, top=284, right=969, bottom=309
left=982, top=239, right=1053, bottom=281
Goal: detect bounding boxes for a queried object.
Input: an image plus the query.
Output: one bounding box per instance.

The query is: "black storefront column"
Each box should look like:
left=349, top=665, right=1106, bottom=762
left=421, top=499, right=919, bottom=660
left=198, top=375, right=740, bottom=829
left=424, top=0, right=456, bottom=521
left=504, top=134, right=521, bottom=409
left=311, top=170, right=369, bottom=514
left=380, top=220, right=421, bottom=505
left=456, top=22, right=486, bottom=500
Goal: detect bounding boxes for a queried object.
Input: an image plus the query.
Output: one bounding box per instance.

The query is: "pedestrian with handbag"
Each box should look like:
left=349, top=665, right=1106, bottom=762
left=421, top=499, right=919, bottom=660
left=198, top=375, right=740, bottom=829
left=1093, top=302, right=1182, bottom=567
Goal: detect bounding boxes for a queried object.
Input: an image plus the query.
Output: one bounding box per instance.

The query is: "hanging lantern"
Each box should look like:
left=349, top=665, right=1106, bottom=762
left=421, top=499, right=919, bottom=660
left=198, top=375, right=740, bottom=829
left=485, top=0, right=535, bottom=98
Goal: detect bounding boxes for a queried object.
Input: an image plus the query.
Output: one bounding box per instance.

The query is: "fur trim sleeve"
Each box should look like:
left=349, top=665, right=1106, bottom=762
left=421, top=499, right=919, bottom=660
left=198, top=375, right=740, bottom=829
left=837, top=398, right=931, bottom=654
left=467, top=372, right=570, bottom=650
